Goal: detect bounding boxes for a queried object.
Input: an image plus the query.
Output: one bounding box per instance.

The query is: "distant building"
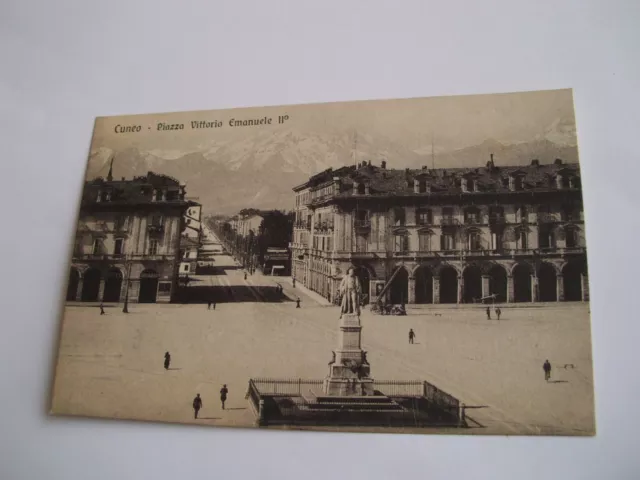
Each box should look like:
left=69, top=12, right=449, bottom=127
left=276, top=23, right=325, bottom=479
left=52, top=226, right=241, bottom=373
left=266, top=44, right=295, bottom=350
left=263, top=247, right=291, bottom=276
left=292, top=157, right=587, bottom=305
left=232, top=214, right=264, bottom=237
left=180, top=203, right=203, bottom=275
left=67, top=167, right=197, bottom=304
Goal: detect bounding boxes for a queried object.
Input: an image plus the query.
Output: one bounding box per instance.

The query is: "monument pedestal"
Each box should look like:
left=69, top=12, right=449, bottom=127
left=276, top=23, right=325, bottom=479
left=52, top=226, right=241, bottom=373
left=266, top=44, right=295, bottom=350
left=323, top=313, right=374, bottom=396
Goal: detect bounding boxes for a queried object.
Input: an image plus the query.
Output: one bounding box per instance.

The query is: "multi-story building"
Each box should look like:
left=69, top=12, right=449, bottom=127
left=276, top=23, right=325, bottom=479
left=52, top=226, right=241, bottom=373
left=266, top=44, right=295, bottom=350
left=66, top=168, right=198, bottom=304
left=292, top=156, right=588, bottom=305
left=180, top=203, right=203, bottom=275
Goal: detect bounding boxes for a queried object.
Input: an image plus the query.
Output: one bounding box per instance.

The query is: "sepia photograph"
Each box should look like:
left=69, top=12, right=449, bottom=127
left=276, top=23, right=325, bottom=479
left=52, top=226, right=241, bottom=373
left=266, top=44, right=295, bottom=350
left=49, top=89, right=594, bottom=436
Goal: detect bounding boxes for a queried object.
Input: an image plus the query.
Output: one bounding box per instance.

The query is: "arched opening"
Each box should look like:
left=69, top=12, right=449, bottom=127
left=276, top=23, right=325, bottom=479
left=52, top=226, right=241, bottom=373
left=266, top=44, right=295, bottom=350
left=538, top=263, right=557, bottom=301
left=439, top=266, right=458, bottom=304
left=81, top=268, right=101, bottom=302
left=463, top=265, right=482, bottom=303
left=354, top=266, right=371, bottom=304
left=513, top=263, right=532, bottom=302
left=389, top=267, right=408, bottom=305
left=414, top=266, right=433, bottom=304
left=488, top=265, right=507, bottom=303
left=563, top=262, right=583, bottom=301
left=139, top=269, right=159, bottom=303
left=66, top=267, right=80, bottom=301
left=103, top=268, right=123, bottom=302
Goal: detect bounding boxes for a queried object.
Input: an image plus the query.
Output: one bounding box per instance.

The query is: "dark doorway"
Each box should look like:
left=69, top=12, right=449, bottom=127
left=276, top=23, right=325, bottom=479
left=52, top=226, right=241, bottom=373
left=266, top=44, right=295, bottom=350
left=103, top=268, right=123, bottom=302
left=414, top=266, right=433, bottom=304
left=513, top=264, right=532, bottom=302
left=563, top=262, right=583, bottom=301
left=355, top=267, right=371, bottom=304
left=439, top=266, right=458, bottom=304
left=538, top=263, right=557, bottom=301
left=66, top=268, right=80, bottom=301
left=488, top=265, right=507, bottom=303
left=139, top=269, right=159, bottom=303
left=81, top=268, right=101, bottom=302
left=463, top=265, right=482, bottom=303
left=389, top=268, right=409, bottom=305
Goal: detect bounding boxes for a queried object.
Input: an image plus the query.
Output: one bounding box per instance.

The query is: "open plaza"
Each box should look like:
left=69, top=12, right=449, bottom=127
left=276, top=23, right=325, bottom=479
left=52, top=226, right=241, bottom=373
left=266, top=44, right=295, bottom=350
left=51, top=252, right=595, bottom=435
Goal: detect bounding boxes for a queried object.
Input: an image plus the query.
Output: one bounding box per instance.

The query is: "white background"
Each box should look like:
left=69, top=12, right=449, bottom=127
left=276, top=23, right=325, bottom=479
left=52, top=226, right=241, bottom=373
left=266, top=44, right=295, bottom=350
left=1, top=1, right=639, bottom=478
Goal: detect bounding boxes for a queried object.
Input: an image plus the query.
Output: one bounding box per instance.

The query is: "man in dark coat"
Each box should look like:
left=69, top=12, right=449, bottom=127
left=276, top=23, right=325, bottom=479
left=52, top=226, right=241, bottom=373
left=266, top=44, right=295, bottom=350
left=220, top=384, right=229, bottom=410
left=296, top=297, right=301, bottom=308
left=408, top=329, right=416, bottom=344
left=99, top=303, right=105, bottom=315
left=495, top=307, right=502, bottom=320
left=193, top=393, right=203, bottom=419
left=486, top=306, right=491, bottom=320
left=543, top=360, right=552, bottom=382
left=164, top=352, right=171, bottom=370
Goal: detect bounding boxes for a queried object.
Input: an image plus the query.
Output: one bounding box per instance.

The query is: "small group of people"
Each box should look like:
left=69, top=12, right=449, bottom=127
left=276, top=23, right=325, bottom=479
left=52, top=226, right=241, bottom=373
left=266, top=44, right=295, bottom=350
left=163, top=353, right=229, bottom=418
left=207, top=301, right=216, bottom=310
left=192, top=385, right=229, bottom=419
left=485, top=306, right=502, bottom=320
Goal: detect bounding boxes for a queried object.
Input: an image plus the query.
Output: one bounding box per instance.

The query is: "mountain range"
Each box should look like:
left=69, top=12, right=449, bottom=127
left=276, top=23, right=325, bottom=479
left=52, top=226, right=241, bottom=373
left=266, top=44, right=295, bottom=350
left=88, top=131, right=579, bottom=215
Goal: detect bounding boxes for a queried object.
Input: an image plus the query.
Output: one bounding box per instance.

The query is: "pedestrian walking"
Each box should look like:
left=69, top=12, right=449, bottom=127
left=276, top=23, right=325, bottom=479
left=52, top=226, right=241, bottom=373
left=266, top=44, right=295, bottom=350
left=220, top=384, right=228, bottom=410
left=99, top=303, right=105, bottom=315
left=486, top=306, right=491, bottom=320
left=292, top=278, right=296, bottom=288
left=408, top=328, right=415, bottom=344
left=244, top=272, right=248, bottom=280
left=543, top=359, right=552, bottom=382
left=495, top=307, right=502, bottom=320
left=296, top=297, right=301, bottom=308
left=207, top=301, right=211, bottom=310
left=164, top=351, right=171, bottom=370
left=212, top=301, right=216, bottom=310
left=192, top=393, right=203, bottom=419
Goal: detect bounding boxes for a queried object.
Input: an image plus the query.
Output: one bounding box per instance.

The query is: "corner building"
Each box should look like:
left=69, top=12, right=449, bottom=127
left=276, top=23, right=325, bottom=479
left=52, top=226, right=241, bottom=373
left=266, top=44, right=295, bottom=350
left=66, top=171, right=197, bottom=304
left=292, top=157, right=588, bottom=305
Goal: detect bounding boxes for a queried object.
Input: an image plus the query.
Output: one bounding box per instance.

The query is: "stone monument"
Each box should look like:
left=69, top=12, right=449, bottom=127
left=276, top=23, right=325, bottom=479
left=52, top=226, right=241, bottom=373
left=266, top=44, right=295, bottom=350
left=323, top=267, right=374, bottom=396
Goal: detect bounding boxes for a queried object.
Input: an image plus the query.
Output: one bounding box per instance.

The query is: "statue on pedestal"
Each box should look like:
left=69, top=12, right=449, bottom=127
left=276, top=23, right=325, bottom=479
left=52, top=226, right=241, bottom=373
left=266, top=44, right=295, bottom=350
left=338, top=267, right=362, bottom=319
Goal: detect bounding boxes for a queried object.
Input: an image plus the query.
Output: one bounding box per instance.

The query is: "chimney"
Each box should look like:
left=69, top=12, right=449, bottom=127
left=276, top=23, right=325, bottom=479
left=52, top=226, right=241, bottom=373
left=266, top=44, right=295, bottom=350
left=413, top=179, right=420, bottom=193
left=554, top=158, right=563, bottom=165
left=381, top=160, right=387, bottom=169
left=531, top=159, right=540, bottom=166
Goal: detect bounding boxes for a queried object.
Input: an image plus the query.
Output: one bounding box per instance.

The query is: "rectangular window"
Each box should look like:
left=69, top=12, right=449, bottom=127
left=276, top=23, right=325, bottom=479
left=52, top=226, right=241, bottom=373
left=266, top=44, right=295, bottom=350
left=441, top=233, right=455, bottom=251
left=92, top=239, right=101, bottom=255
left=417, top=209, right=432, bottom=225
left=518, top=231, right=528, bottom=250
left=151, top=215, right=163, bottom=226
left=419, top=233, right=431, bottom=251
left=394, top=208, right=406, bottom=226
left=468, top=232, right=481, bottom=250
left=114, top=238, right=124, bottom=255
left=356, top=235, right=368, bottom=252
left=394, top=235, right=408, bottom=252
left=183, top=264, right=189, bottom=272
left=566, top=229, right=577, bottom=248
left=149, top=239, right=159, bottom=255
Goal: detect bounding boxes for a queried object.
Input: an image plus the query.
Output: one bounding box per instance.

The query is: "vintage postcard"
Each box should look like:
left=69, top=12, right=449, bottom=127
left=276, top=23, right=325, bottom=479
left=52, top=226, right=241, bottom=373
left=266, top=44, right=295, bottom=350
left=50, top=89, right=595, bottom=435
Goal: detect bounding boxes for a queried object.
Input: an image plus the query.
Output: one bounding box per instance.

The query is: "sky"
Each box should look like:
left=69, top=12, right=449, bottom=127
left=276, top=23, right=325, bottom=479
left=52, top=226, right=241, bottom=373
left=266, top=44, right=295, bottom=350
left=88, top=88, right=577, bottom=160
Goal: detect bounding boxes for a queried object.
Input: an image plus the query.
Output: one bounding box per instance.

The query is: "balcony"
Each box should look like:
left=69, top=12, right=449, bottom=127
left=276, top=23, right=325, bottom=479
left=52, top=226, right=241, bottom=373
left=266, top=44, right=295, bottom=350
left=354, top=219, right=371, bottom=232
left=440, top=217, right=459, bottom=226
left=464, top=217, right=483, bottom=225
left=488, top=215, right=506, bottom=226
left=294, top=221, right=310, bottom=230
left=148, top=224, right=165, bottom=235
left=537, top=212, right=560, bottom=224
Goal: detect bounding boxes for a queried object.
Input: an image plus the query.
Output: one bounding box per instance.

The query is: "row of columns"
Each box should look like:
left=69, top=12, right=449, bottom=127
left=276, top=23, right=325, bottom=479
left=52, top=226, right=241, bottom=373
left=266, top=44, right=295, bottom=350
left=404, top=273, right=588, bottom=304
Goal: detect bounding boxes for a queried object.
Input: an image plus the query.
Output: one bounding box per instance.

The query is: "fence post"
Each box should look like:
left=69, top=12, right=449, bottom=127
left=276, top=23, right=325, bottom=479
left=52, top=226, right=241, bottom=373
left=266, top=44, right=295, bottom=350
left=258, top=399, right=265, bottom=426
left=457, top=402, right=466, bottom=428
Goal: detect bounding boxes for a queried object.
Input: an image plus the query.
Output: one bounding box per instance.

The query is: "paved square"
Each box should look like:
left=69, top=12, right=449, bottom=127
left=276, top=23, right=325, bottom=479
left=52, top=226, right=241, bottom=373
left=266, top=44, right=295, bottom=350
left=51, top=263, right=595, bottom=435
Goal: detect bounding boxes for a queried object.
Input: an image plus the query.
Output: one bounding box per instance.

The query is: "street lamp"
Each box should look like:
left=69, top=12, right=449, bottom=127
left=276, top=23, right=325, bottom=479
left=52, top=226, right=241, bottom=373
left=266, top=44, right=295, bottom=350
left=122, top=258, right=132, bottom=313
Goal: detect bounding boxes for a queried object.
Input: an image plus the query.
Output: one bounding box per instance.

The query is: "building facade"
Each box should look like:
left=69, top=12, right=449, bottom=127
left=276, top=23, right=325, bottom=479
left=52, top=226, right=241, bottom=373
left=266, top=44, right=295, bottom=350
left=180, top=203, right=203, bottom=275
left=292, top=157, right=588, bottom=305
left=66, top=171, right=197, bottom=304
